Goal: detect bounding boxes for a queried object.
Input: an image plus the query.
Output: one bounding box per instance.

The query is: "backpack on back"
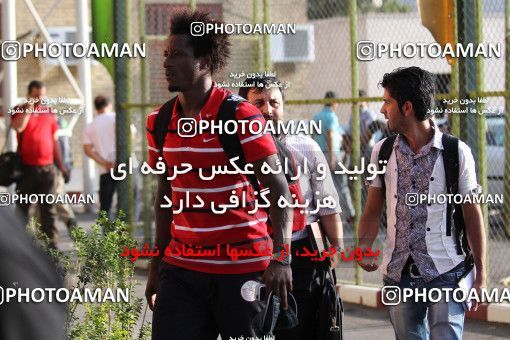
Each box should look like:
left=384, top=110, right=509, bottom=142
left=377, top=134, right=473, bottom=265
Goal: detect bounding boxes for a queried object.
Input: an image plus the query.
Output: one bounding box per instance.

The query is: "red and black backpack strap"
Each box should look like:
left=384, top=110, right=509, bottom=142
left=216, top=94, right=261, bottom=191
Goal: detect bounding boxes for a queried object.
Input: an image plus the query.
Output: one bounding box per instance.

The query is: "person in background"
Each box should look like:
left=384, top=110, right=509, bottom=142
left=82, top=96, right=117, bottom=218
left=54, top=117, right=77, bottom=230
left=83, top=96, right=138, bottom=219
left=345, top=90, right=381, bottom=204
left=11, top=80, right=68, bottom=248
left=34, top=117, right=77, bottom=235
left=312, top=91, right=355, bottom=223
left=347, top=89, right=378, bottom=159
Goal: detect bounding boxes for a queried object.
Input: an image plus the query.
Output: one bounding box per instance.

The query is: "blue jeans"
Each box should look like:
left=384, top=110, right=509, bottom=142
left=385, top=264, right=466, bottom=340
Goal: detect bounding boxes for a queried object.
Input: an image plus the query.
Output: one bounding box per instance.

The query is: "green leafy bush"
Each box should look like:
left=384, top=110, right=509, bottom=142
left=31, top=212, right=151, bottom=339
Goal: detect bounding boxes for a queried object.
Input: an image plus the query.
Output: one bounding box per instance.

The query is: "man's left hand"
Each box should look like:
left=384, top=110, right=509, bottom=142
left=330, top=252, right=340, bottom=268
left=262, top=261, right=292, bottom=310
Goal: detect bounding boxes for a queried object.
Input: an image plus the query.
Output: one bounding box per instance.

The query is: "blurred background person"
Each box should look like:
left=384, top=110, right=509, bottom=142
left=312, top=91, right=355, bottom=223
left=11, top=80, right=68, bottom=248
left=34, top=116, right=77, bottom=238
left=361, top=119, right=393, bottom=160
left=53, top=117, right=77, bottom=230
left=347, top=89, right=378, bottom=160
left=82, top=95, right=117, bottom=218
left=345, top=90, right=387, bottom=204
left=82, top=95, right=139, bottom=220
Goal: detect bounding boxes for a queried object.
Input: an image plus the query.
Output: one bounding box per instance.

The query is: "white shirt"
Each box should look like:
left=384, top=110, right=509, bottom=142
left=369, top=129, right=478, bottom=278
left=82, top=112, right=116, bottom=174
left=280, top=133, right=342, bottom=240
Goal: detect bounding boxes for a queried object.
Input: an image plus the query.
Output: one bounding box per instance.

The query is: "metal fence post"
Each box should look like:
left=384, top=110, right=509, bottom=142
left=253, top=0, right=261, bottom=71
left=349, top=0, right=362, bottom=285
left=114, top=0, right=134, bottom=229
left=263, top=0, right=270, bottom=71
left=139, top=0, right=152, bottom=243
left=475, top=0, right=489, bottom=287
left=457, top=0, right=479, bottom=155
left=451, top=0, right=460, bottom=137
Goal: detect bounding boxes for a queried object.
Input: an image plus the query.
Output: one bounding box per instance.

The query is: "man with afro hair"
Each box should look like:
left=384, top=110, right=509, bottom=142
left=145, top=9, right=294, bottom=339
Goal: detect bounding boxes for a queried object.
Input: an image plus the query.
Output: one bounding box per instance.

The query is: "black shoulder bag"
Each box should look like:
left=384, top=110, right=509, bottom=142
left=317, top=268, right=344, bottom=340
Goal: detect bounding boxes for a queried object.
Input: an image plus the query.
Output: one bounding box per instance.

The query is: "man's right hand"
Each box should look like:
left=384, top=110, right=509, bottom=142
left=145, top=260, right=160, bottom=311
left=104, top=160, right=116, bottom=170
left=262, top=261, right=293, bottom=309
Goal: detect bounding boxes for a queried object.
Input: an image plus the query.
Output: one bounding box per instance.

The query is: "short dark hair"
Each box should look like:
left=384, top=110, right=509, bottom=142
left=324, top=91, right=336, bottom=107
left=27, top=80, right=44, bottom=94
left=238, top=76, right=285, bottom=101
left=379, top=66, right=435, bottom=121
left=94, top=95, right=110, bottom=111
left=170, top=9, right=231, bottom=74
left=358, top=89, right=366, bottom=97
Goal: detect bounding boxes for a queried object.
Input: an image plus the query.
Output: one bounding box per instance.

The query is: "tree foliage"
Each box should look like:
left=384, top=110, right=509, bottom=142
left=32, top=212, right=151, bottom=339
